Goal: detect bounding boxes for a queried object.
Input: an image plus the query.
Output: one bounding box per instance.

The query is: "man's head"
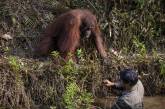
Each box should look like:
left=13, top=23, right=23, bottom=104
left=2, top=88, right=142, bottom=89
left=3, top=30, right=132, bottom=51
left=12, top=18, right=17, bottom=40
left=119, top=69, right=138, bottom=87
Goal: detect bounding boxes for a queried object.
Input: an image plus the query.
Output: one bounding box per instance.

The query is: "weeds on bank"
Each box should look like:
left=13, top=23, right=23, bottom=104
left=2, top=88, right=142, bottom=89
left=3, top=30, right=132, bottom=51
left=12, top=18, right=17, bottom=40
left=7, top=56, right=24, bottom=86
left=8, top=56, right=21, bottom=72
left=159, top=60, right=165, bottom=76
left=61, top=59, right=94, bottom=109
left=51, top=51, right=94, bottom=109
left=132, top=36, right=147, bottom=57
left=63, top=82, right=93, bottom=109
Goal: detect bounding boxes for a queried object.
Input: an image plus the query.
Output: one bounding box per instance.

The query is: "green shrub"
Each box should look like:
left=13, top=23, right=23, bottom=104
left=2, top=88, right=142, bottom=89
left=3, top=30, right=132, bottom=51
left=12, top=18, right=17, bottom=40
left=63, top=82, right=93, bottom=109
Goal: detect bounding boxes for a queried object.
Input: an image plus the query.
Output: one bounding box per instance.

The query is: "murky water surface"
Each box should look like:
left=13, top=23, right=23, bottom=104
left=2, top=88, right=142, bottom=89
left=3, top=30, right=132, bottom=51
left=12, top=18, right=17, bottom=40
left=144, top=96, right=165, bottom=109
left=94, top=96, right=165, bottom=109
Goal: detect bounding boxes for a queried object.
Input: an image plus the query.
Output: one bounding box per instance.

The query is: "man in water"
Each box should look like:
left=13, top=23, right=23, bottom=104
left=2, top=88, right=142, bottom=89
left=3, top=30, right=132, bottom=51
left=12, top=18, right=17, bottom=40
left=103, top=69, right=144, bottom=109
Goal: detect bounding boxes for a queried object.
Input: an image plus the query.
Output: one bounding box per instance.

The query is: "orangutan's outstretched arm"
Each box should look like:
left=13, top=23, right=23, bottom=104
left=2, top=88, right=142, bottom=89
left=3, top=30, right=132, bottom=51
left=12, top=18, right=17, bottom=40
left=93, top=25, right=107, bottom=59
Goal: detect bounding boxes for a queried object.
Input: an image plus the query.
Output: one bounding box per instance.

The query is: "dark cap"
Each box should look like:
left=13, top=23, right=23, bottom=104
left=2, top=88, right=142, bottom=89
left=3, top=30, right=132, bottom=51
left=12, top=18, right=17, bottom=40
left=120, top=69, right=138, bottom=86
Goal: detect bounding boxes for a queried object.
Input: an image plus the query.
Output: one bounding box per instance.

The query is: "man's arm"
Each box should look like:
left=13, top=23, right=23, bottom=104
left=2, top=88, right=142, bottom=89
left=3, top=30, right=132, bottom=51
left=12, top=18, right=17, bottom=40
left=103, top=79, right=124, bottom=90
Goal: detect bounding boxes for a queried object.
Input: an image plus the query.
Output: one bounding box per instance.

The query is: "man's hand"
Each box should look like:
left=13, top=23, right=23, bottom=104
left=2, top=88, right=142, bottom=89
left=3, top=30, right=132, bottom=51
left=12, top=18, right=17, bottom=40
left=103, top=79, right=115, bottom=87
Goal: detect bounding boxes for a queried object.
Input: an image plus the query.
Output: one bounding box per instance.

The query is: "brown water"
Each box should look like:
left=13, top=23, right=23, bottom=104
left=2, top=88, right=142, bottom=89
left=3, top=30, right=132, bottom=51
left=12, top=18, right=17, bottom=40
left=94, top=96, right=165, bottom=109
left=144, top=96, right=165, bottom=109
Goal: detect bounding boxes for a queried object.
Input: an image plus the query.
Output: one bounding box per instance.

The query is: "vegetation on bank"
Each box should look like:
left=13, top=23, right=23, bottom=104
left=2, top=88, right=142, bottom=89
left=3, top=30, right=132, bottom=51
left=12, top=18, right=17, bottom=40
left=0, top=0, right=165, bottom=109
left=0, top=52, right=164, bottom=109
